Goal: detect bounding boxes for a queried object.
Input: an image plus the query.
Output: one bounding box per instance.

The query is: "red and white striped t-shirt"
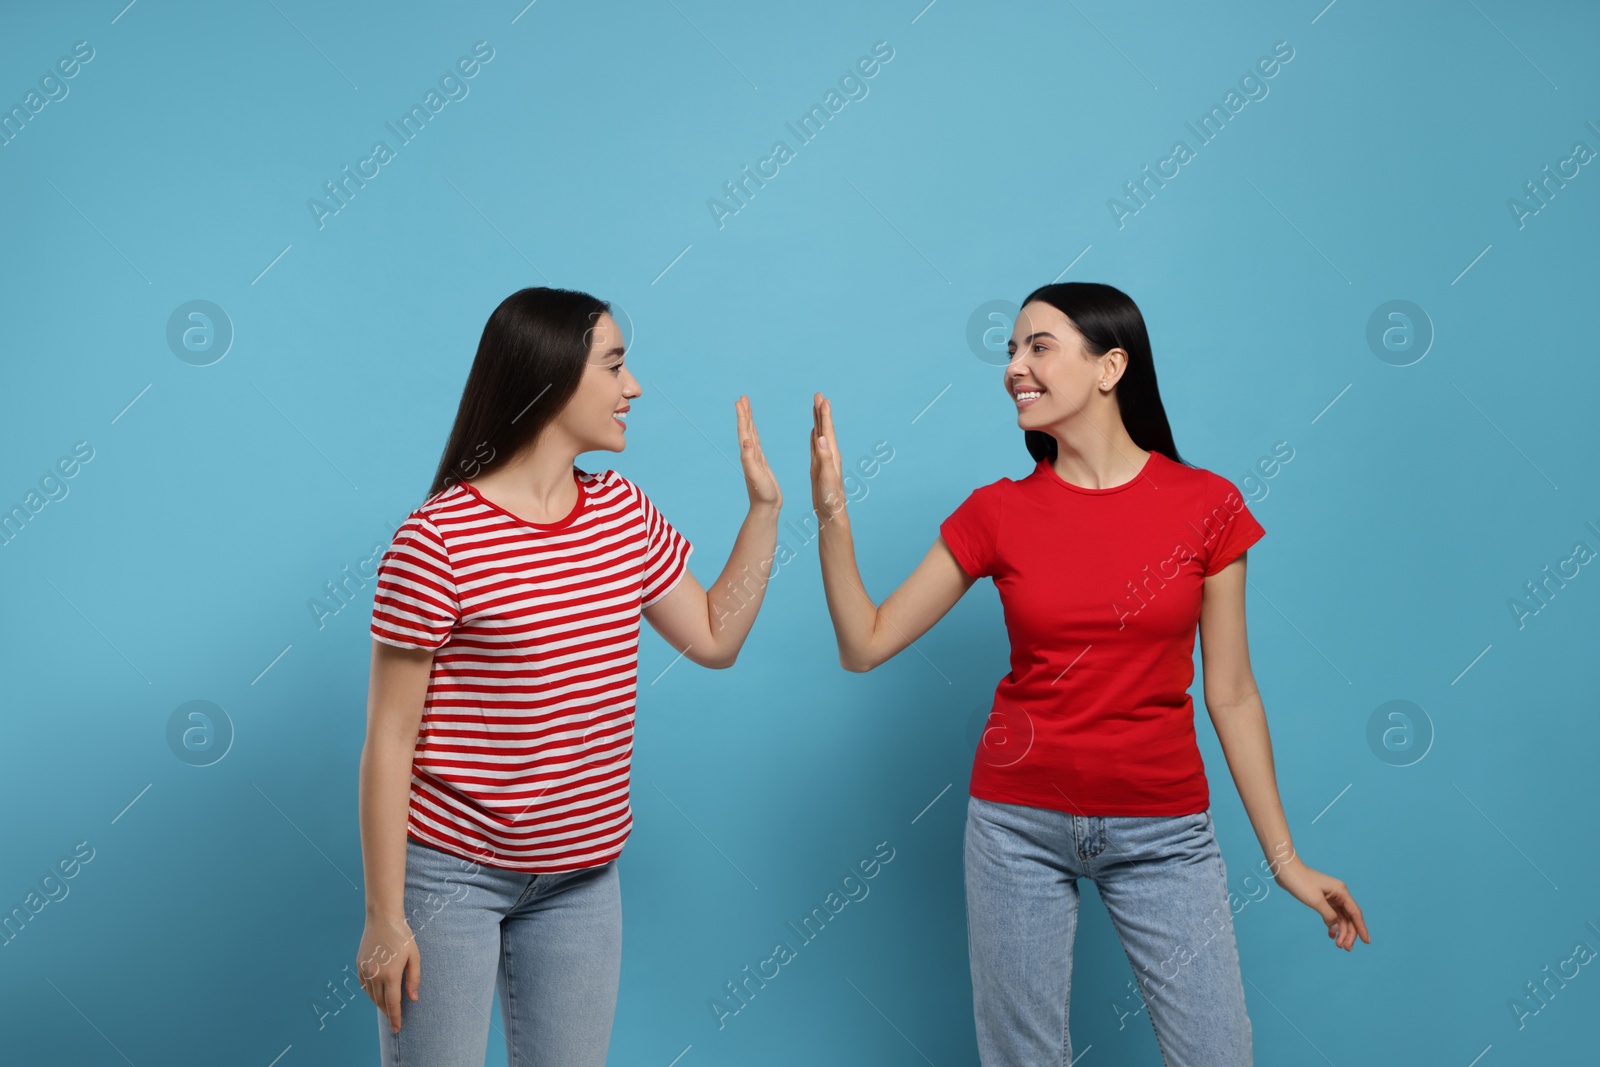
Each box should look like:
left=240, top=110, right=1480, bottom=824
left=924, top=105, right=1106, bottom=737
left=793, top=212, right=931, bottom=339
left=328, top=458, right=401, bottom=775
left=370, top=466, right=692, bottom=873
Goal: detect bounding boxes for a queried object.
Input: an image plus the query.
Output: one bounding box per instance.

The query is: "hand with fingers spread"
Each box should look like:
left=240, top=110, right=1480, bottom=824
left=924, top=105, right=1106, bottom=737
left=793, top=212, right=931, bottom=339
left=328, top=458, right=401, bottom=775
left=1274, top=859, right=1371, bottom=952
left=736, top=395, right=781, bottom=512
left=357, top=916, right=420, bottom=1034
left=809, top=392, right=848, bottom=525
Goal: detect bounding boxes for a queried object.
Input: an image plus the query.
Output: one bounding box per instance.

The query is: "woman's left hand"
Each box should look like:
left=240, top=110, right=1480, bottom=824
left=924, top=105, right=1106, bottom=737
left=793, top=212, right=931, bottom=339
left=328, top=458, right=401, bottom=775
left=1275, top=860, right=1370, bottom=951
left=736, top=395, right=781, bottom=512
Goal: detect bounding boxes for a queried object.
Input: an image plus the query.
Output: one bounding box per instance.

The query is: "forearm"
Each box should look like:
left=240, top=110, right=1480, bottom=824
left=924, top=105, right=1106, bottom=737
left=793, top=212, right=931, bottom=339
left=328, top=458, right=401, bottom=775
left=1207, top=691, right=1299, bottom=877
left=704, top=502, right=781, bottom=664
left=815, top=504, right=878, bottom=670
left=358, top=732, right=417, bottom=921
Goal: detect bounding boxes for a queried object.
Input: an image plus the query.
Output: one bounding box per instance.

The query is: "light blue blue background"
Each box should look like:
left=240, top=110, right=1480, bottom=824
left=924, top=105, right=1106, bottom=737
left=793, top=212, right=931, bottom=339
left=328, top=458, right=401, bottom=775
left=3, top=1, right=1597, bottom=1064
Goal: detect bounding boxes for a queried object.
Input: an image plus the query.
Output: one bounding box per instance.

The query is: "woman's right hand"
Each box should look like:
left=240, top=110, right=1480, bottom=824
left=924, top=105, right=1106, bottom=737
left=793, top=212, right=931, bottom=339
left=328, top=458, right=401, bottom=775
left=810, top=392, right=847, bottom=524
left=357, top=916, right=421, bottom=1033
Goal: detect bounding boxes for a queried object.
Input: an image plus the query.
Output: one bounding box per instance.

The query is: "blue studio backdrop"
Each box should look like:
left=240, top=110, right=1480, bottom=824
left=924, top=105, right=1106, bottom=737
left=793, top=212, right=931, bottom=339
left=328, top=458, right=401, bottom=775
left=3, top=1, right=1598, bottom=1064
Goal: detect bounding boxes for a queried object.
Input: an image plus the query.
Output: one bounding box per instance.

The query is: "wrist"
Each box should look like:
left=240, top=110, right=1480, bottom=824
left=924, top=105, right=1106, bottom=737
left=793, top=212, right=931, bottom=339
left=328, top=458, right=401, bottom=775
left=1263, top=843, right=1300, bottom=879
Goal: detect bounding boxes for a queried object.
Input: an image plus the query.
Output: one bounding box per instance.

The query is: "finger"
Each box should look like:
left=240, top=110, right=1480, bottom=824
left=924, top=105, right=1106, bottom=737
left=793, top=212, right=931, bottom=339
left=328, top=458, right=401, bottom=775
left=747, top=401, right=766, bottom=457
left=821, top=399, right=842, bottom=465
left=1337, top=891, right=1370, bottom=944
left=1326, top=888, right=1363, bottom=948
left=810, top=420, right=826, bottom=457
left=814, top=396, right=832, bottom=454
left=407, top=950, right=421, bottom=1002
left=1336, top=903, right=1358, bottom=949
left=383, top=980, right=403, bottom=1033
left=1307, top=897, right=1340, bottom=937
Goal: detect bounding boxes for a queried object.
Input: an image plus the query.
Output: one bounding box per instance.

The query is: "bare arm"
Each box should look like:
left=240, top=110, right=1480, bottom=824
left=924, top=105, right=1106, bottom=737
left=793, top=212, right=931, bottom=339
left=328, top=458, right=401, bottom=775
left=643, top=502, right=781, bottom=669
left=356, top=639, right=433, bottom=1030
left=1199, top=551, right=1370, bottom=951
left=810, top=392, right=977, bottom=672
left=359, top=640, right=431, bottom=918
left=642, top=395, right=783, bottom=670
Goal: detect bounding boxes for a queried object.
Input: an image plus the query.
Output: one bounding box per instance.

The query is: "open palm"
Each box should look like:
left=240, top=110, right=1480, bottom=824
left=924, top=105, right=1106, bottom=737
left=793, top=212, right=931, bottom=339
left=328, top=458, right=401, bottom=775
left=736, top=395, right=780, bottom=510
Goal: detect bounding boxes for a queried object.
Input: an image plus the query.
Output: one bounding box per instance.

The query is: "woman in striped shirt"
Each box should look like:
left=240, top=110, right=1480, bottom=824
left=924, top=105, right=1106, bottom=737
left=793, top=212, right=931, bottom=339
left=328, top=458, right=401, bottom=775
left=356, top=287, right=782, bottom=1065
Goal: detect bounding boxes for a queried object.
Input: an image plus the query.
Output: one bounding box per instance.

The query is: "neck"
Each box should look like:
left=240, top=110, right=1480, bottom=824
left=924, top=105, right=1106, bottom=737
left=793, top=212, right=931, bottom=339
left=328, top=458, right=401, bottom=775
left=1045, top=425, right=1147, bottom=490
left=474, top=439, right=580, bottom=507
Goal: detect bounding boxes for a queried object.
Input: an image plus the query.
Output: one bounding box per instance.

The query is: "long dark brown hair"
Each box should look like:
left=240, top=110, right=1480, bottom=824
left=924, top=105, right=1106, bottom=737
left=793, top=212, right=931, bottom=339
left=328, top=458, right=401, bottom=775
left=426, top=286, right=611, bottom=500
left=1016, top=282, right=1185, bottom=467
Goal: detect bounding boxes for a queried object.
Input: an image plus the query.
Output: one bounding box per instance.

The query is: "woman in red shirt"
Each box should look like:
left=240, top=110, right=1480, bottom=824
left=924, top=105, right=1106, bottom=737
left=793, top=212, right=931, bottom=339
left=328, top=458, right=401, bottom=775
left=355, top=286, right=782, bottom=1065
left=809, top=282, right=1369, bottom=1065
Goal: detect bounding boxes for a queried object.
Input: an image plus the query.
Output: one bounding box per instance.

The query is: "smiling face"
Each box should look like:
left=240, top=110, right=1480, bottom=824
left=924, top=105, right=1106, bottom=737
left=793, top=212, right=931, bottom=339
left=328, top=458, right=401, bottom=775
left=551, top=311, right=642, bottom=453
left=1005, top=300, right=1124, bottom=429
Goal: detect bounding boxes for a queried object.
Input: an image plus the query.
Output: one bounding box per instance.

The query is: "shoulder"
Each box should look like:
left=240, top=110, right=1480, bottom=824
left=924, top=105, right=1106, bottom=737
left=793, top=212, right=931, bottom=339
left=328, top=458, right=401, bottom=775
left=587, top=467, right=643, bottom=507
left=583, top=469, right=665, bottom=528
left=1189, top=463, right=1250, bottom=509
left=405, top=483, right=477, bottom=539
left=585, top=467, right=624, bottom=492
left=1145, top=453, right=1244, bottom=502
left=973, top=469, right=1027, bottom=500
left=944, top=471, right=1021, bottom=523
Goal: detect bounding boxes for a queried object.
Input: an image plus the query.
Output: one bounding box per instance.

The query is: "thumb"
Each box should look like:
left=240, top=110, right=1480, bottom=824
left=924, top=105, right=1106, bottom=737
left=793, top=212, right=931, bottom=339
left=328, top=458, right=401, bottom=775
left=408, top=949, right=421, bottom=1001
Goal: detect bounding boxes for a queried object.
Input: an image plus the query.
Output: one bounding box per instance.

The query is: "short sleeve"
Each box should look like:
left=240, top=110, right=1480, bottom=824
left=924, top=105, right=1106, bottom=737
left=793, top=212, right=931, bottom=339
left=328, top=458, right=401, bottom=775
left=939, top=483, right=1004, bottom=580
left=370, top=515, right=460, bottom=650
left=1203, top=476, right=1265, bottom=576
left=637, top=483, right=693, bottom=608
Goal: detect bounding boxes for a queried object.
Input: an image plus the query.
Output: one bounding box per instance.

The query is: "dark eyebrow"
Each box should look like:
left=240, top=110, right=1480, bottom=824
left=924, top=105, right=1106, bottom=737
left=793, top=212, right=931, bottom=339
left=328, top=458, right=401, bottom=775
left=1006, top=331, right=1058, bottom=350
left=604, top=348, right=625, bottom=360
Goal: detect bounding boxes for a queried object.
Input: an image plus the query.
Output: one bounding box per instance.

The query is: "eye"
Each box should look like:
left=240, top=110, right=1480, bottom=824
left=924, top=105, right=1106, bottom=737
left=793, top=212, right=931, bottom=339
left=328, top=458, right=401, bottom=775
left=609, top=362, right=624, bottom=374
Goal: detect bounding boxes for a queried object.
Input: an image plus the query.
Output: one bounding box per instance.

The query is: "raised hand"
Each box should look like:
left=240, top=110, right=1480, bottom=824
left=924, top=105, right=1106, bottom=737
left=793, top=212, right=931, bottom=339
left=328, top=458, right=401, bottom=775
left=809, top=392, right=847, bottom=523
left=736, top=395, right=781, bottom=511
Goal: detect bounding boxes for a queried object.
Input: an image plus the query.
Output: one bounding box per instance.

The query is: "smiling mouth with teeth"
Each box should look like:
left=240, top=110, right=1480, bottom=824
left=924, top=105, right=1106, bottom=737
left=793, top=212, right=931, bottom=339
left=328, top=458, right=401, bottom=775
left=1014, top=389, right=1045, bottom=404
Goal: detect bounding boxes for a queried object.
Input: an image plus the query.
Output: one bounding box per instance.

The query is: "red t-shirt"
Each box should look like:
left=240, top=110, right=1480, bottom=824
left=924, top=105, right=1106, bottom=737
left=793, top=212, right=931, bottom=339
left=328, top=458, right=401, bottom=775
left=939, top=450, right=1264, bottom=816
left=370, top=467, right=692, bottom=872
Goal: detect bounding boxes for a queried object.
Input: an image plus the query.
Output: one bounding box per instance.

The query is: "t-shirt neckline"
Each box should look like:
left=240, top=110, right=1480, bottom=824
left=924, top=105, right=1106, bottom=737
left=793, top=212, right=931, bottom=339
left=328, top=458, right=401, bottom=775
left=1038, top=450, right=1157, bottom=495
left=461, top=468, right=589, bottom=531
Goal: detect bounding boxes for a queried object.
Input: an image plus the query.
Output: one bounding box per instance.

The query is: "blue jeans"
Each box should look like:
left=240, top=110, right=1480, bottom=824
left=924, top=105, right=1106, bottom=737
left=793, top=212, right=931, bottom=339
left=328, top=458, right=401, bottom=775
left=377, top=835, right=622, bottom=1066
left=965, top=796, right=1253, bottom=1065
